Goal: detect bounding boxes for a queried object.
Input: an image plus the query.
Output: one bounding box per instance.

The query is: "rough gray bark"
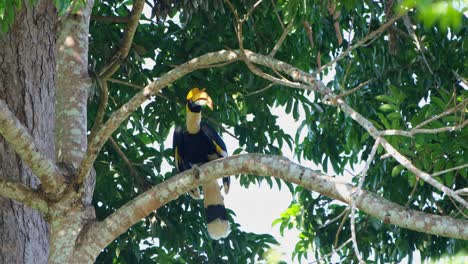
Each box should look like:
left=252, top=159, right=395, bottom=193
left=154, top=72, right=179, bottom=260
left=73, top=154, right=468, bottom=262
left=0, top=0, right=56, bottom=263
left=47, top=1, right=96, bottom=263
left=56, top=0, right=95, bottom=205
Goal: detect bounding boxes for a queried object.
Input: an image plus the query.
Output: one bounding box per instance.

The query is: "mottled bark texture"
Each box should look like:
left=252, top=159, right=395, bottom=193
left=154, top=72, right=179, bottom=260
left=74, top=154, right=468, bottom=263
left=56, top=0, right=95, bottom=206
left=0, top=0, right=56, bottom=263
left=47, top=1, right=96, bottom=263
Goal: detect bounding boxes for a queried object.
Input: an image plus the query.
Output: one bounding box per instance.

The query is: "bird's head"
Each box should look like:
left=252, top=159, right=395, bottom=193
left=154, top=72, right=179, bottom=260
left=186, top=88, right=213, bottom=113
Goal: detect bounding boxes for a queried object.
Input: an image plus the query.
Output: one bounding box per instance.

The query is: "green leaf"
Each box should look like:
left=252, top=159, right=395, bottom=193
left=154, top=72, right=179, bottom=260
left=387, top=112, right=401, bottom=120
left=391, top=165, right=405, bottom=177
left=377, top=113, right=391, bottom=129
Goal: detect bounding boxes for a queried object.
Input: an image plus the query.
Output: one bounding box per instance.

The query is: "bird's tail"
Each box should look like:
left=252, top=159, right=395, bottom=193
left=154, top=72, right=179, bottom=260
left=203, top=180, right=230, bottom=239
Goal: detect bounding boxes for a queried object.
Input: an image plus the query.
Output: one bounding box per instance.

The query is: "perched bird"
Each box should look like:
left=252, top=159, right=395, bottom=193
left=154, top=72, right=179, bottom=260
left=173, top=88, right=231, bottom=239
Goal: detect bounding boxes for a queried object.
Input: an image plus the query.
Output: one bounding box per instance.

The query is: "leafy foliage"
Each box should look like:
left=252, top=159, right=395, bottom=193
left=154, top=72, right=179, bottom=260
left=85, top=0, right=468, bottom=263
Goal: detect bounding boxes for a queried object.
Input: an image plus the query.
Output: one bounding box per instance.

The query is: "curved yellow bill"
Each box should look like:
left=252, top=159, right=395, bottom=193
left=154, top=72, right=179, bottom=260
left=186, top=88, right=213, bottom=110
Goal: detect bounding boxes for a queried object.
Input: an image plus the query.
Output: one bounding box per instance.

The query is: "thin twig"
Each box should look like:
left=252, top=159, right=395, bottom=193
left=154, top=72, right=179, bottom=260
left=412, top=119, right=468, bottom=135
left=99, top=0, right=145, bottom=79
left=109, top=137, right=138, bottom=178
left=227, top=0, right=315, bottom=92
left=337, top=79, right=373, bottom=99
left=244, top=83, right=275, bottom=97
left=405, top=177, right=419, bottom=208
left=90, top=80, right=109, bottom=138
left=204, top=116, right=239, bottom=140
left=327, top=0, right=343, bottom=45
left=302, top=21, right=314, bottom=50
left=270, top=18, right=295, bottom=57
left=413, top=99, right=467, bottom=130
left=242, top=0, right=263, bottom=22
left=320, top=206, right=350, bottom=229
left=309, top=238, right=352, bottom=264
left=108, top=78, right=144, bottom=89
left=350, top=208, right=363, bottom=263
left=270, top=0, right=285, bottom=30
left=381, top=118, right=468, bottom=138
left=350, top=138, right=381, bottom=263
left=312, top=13, right=405, bottom=76
left=357, top=138, right=381, bottom=189
left=402, top=15, right=433, bottom=74
left=334, top=209, right=350, bottom=248
left=431, top=164, right=468, bottom=178
left=447, top=195, right=468, bottom=218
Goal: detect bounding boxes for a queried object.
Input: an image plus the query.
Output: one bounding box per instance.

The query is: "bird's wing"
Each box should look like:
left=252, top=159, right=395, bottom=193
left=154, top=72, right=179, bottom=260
left=173, top=126, right=186, bottom=172
left=200, top=122, right=230, bottom=193
left=200, top=121, right=227, bottom=158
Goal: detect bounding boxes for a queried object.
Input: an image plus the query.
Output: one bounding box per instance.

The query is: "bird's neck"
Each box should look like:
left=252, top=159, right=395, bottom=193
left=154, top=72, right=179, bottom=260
left=186, top=108, right=201, bottom=134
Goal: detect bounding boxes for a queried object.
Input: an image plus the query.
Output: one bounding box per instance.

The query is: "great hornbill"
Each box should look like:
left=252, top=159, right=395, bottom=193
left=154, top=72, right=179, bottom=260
left=173, top=88, right=231, bottom=239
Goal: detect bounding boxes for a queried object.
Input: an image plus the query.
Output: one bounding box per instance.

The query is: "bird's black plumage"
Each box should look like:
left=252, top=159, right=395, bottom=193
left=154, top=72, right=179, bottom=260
left=173, top=121, right=227, bottom=172
left=173, top=87, right=231, bottom=239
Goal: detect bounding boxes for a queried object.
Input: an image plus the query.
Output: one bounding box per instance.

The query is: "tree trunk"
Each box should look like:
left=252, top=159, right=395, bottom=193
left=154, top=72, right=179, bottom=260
left=0, top=0, right=56, bottom=263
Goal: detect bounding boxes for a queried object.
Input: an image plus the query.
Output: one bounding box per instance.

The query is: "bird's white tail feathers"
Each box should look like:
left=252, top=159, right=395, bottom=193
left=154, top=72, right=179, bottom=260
left=203, top=180, right=230, bottom=239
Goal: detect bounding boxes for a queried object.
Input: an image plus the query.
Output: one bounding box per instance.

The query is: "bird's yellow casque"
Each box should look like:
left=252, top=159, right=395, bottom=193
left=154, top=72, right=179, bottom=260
left=173, top=88, right=230, bottom=239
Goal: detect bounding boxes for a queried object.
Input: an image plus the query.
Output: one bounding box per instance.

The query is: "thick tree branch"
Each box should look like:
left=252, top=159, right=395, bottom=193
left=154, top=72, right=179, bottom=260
left=99, top=0, right=145, bottom=79
left=0, top=178, right=48, bottom=213
left=76, top=50, right=240, bottom=185
left=108, top=78, right=238, bottom=139
left=0, top=99, right=67, bottom=198
left=49, top=1, right=96, bottom=263
left=77, top=48, right=466, bottom=208
left=74, top=154, right=468, bottom=262
left=231, top=51, right=467, bottom=208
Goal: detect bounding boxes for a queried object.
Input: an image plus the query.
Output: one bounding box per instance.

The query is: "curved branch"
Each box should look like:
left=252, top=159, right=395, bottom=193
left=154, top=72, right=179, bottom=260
left=0, top=178, right=48, bottom=213
left=74, top=154, right=468, bottom=262
left=337, top=100, right=468, bottom=208
left=76, top=48, right=467, bottom=208
left=76, top=50, right=240, bottom=186
left=237, top=51, right=467, bottom=208
left=0, top=99, right=67, bottom=198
